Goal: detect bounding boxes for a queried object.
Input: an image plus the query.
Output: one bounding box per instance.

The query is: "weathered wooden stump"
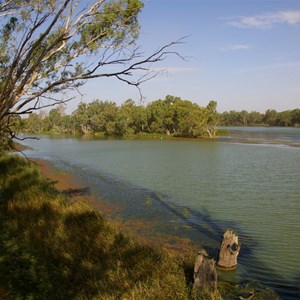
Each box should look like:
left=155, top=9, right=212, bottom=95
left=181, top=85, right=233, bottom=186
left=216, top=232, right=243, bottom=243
left=193, top=249, right=218, bottom=292
left=217, top=229, right=240, bottom=269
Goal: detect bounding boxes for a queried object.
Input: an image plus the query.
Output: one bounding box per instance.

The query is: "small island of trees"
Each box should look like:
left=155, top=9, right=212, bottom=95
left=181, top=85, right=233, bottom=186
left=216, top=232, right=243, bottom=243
left=22, top=95, right=220, bottom=138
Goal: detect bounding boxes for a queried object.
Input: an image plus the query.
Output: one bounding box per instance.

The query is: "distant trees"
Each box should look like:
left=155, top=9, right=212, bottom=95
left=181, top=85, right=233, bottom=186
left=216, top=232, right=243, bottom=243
left=264, top=109, right=278, bottom=126
left=291, top=109, right=300, bottom=126
left=204, top=100, right=220, bottom=138
left=22, top=96, right=221, bottom=138
left=221, top=108, right=300, bottom=127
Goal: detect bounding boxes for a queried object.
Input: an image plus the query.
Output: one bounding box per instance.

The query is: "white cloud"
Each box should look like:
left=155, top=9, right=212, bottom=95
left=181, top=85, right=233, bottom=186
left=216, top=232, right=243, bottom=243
left=228, top=10, right=300, bottom=29
left=219, top=44, right=252, bottom=51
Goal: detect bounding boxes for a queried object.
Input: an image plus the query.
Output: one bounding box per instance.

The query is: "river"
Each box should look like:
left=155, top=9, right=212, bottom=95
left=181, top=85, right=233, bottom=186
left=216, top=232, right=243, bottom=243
left=20, top=127, right=300, bottom=299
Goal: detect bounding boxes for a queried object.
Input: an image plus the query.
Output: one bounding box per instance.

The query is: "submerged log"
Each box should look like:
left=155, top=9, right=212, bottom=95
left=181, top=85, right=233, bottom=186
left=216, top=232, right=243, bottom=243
left=193, top=249, right=218, bottom=292
left=217, top=229, right=240, bottom=269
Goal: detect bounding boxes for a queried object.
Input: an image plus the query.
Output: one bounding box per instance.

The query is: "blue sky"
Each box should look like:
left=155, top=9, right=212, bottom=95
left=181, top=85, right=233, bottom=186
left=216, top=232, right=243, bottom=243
left=74, top=0, right=300, bottom=113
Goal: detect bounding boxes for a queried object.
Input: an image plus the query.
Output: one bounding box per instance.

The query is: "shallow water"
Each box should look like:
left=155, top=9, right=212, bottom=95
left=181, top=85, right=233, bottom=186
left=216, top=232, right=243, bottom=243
left=20, top=127, right=300, bottom=299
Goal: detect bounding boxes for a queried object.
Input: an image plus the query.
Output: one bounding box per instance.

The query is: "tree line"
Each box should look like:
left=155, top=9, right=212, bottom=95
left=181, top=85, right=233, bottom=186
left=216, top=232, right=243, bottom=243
left=22, top=97, right=300, bottom=139
left=22, top=95, right=220, bottom=138
left=220, top=109, right=300, bottom=127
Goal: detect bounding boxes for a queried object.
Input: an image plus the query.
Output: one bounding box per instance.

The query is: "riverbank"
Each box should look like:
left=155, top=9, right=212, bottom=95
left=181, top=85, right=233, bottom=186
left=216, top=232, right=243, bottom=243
left=14, top=131, right=300, bottom=298
left=36, top=159, right=120, bottom=215
left=0, top=153, right=195, bottom=299
left=0, top=153, right=280, bottom=299
left=35, top=158, right=199, bottom=254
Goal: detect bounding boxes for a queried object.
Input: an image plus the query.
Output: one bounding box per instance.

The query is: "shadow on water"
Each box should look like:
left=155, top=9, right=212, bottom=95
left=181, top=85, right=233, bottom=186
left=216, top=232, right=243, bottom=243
left=49, top=158, right=300, bottom=300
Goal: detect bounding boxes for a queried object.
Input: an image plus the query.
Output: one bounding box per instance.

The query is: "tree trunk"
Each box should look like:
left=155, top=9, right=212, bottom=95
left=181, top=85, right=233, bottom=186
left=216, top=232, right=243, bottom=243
left=217, top=229, right=240, bottom=269
left=193, top=249, right=218, bottom=292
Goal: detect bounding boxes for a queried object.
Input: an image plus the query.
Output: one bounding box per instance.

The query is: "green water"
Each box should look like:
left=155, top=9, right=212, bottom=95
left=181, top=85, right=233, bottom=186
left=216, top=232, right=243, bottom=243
left=21, top=127, right=300, bottom=299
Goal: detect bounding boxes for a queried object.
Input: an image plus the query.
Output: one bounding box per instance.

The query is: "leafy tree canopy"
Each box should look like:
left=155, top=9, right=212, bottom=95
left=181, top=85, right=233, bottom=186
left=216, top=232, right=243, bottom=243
left=22, top=96, right=221, bottom=138
left=0, top=0, right=182, bottom=149
left=220, top=108, right=300, bottom=127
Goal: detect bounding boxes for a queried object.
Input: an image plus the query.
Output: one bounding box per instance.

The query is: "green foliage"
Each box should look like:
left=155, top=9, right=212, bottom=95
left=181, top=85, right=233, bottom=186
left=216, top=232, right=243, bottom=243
left=21, top=97, right=300, bottom=139
left=0, top=155, right=56, bottom=201
left=22, top=96, right=221, bottom=138
left=1, top=0, right=167, bottom=147
left=221, top=108, right=300, bottom=127
left=0, top=133, right=13, bottom=151
left=81, top=0, right=143, bottom=50
left=218, top=281, right=279, bottom=300
left=203, top=100, right=220, bottom=138
left=0, top=115, right=23, bottom=151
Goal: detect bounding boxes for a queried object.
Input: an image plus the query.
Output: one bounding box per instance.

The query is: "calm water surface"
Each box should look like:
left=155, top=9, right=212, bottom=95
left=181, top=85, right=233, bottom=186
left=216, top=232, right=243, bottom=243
left=20, top=127, right=300, bottom=299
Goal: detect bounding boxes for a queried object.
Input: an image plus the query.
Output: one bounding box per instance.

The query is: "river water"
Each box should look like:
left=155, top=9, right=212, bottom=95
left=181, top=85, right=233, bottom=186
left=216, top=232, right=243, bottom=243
left=20, top=127, right=300, bottom=299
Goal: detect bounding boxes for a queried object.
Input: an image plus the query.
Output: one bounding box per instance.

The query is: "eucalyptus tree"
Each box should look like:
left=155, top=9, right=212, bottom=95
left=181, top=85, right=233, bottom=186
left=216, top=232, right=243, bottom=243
left=174, top=102, right=206, bottom=137
left=276, top=110, right=292, bottom=127
left=146, top=99, right=168, bottom=134
left=247, top=111, right=263, bottom=126
left=146, top=96, right=181, bottom=135
left=23, top=112, right=45, bottom=133
left=204, top=100, right=220, bottom=138
left=48, top=107, right=64, bottom=130
left=0, top=0, right=182, bottom=148
left=71, top=100, right=119, bottom=134
left=291, top=109, right=300, bottom=127
left=263, top=109, right=278, bottom=126
left=72, top=102, right=91, bottom=134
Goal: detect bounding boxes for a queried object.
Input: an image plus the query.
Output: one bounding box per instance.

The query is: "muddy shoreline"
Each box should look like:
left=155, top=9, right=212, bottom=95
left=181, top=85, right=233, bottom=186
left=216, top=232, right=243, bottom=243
left=35, top=158, right=198, bottom=254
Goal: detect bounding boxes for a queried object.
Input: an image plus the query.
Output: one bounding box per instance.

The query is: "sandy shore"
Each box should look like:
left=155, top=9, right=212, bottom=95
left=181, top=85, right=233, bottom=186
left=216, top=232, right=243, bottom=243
left=35, top=159, right=120, bottom=215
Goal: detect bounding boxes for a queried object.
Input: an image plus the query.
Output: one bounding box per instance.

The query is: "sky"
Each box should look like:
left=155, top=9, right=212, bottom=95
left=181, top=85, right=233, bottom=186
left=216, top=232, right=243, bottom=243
left=70, top=0, right=300, bottom=113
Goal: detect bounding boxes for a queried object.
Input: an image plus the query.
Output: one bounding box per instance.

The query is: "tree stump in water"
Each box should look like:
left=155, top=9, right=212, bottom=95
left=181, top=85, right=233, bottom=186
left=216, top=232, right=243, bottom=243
left=217, top=229, right=240, bottom=269
left=193, top=249, right=218, bottom=292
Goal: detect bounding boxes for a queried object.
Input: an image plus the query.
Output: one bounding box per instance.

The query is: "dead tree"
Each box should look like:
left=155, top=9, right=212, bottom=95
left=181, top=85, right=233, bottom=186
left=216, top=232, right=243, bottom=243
left=193, top=249, right=218, bottom=293
left=217, top=229, right=240, bottom=269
